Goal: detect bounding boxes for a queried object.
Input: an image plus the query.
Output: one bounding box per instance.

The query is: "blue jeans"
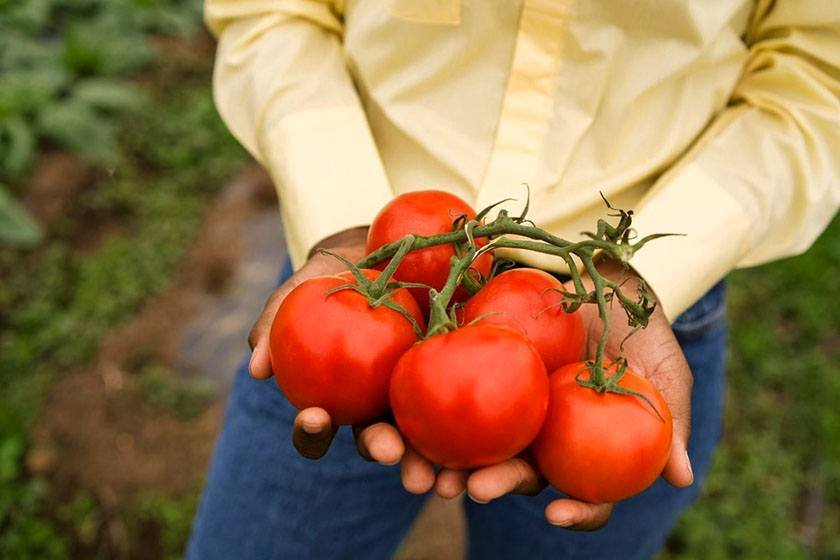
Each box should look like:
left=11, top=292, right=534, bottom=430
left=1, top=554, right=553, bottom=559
left=187, top=263, right=727, bottom=560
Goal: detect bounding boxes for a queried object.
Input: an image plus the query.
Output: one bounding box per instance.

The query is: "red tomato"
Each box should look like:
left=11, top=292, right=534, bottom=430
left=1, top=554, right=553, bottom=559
left=269, top=269, right=424, bottom=425
left=366, top=190, right=493, bottom=315
left=460, top=268, right=585, bottom=372
left=531, top=362, right=673, bottom=503
left=390, top=324, right=549, bottom=469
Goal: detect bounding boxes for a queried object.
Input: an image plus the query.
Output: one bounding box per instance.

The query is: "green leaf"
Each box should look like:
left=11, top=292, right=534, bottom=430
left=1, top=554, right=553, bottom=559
left=0, top=185, right=42, bottom=248
left=0, top=0, right=53, bottom=33
left=73, top=78, right=147, bottom=113
left=36, top=100, right=116, bottom=165
left=62, top=20, right=153, bottom=76
left=0, top=117, right=37, bottom=177
left=0, top=30, right=63, bottom=70
left=0, top=68, right=69, bottom=117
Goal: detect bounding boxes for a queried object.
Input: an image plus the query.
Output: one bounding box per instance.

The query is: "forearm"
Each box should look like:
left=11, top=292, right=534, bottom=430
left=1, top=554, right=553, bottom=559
left=206, top=1, right=392, bottom=269
left=629, top=2, right=840, bottom=321
left=308, top=226, right=369, bottom=261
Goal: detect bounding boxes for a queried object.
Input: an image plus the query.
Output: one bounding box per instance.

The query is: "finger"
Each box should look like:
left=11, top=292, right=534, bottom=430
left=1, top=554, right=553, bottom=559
left=353, top=422, right=405, bottom=466
left=247, top=288, right=290, bottom=379
left=401, top=446, right=435, bottom=494
left=662, top=436, right=694, bottom=488
left=435, top=469, right=468, bottom=499
left=650, top=347, right=694, bottom=488
left=292, top=408, right=337, bottom=460
left=466, top=457, right=544, bottom=503
left=248, top=340, right=273, bottom=380
left=545, top=499, right=614, bottom=531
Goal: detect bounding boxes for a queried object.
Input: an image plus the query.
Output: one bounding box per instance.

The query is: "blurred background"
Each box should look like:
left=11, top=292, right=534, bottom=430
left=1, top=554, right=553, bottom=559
left=0, top=1, right=838, bottom=558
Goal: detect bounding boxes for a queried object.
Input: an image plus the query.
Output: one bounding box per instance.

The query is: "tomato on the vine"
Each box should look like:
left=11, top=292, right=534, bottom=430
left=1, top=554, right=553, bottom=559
left=531, top=361, right=673, bottom=503
left=461, top=268, right=585, bottom=372
left=390, top=324, right=549, bottom=470
left=269, top=269, right=424, bottom=425
left=366, top=190, right=493, bottom=315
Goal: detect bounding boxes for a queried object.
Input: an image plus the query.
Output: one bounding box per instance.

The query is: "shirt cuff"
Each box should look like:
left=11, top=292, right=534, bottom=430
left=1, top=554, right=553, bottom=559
left=262, top=106, right=394, bottom=268
left=629, top=163, right=752, bottom=323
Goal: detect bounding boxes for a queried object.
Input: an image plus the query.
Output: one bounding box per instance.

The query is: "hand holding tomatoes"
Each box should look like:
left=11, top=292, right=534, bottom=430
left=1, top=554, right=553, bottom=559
left=256, top=189, right=694, bottom=532
left=247, top=227, right=406, bottom=465
left=442, top=261, right=694, bottom=530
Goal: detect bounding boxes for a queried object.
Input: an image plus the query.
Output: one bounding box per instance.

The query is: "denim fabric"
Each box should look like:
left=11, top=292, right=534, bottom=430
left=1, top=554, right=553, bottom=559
left=187, top=262, right=727, bottom=560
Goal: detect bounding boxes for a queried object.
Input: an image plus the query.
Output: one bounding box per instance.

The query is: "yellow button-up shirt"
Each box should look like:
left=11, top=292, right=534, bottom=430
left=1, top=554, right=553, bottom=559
left=206, top=0, right=840, bottom=321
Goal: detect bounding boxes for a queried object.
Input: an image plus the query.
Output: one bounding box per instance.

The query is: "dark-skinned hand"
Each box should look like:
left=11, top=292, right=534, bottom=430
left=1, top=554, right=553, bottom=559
left=251, top=230, right=693, bottom=529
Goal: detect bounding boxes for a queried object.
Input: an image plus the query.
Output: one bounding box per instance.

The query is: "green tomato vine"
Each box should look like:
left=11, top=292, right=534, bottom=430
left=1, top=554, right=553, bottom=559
left=338, top=194, right=676, bottom=410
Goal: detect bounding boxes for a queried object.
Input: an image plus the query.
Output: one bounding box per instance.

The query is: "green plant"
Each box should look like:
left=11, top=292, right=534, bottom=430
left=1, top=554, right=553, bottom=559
left=126, top=487, right=202, bottom=560
left=58, top=493, right=102, bottom=549
left=0, top=437, right=67, bottom=559
left=0, top=185, right=42, bottom=247
left=0, top=0, right=202, bottom=183
left=0, top=1, right=245, bottom=555
left=137, top=365, right=216, bottom=421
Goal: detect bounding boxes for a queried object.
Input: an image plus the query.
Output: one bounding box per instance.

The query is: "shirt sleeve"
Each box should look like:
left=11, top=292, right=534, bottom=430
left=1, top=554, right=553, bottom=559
left=205, top=0, right=393, bottom=268
left=629, top=0, right=840, bottom=322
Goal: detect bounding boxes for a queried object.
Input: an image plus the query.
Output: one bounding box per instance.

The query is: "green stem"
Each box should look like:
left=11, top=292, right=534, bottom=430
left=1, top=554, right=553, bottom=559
left=425, top=224, right=480, bottom=336
left=356, top=220, right=641, bottom=272
left=582, top=256, right=610, bottom=387
left=368, top=235, right=415, bottom=297
left=353, top=197, right=668, bottom=393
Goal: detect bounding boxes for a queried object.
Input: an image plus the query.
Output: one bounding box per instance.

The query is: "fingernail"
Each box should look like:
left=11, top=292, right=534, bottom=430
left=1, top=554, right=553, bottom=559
left=381, top=458, right=400, bottom=466
left=247, top=350, right=257, bottom=375
left=443, top=490, right=465, bottom=500
left=468, top=494, right=488, bottom=504
left=549, top=518, right=574, bottom=527
left=685, top=449, right=694, bottom=482
left=301, top=420, right=323, bottom=434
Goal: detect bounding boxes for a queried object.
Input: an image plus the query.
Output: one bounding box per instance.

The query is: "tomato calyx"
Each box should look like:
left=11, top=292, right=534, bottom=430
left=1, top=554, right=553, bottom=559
left=319, top=235, right=425, bottom=338
left=576, top=358, right=666, bottom=422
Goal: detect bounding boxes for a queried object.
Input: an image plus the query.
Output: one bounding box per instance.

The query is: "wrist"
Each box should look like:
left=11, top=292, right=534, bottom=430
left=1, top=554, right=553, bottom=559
left=308, top=226, right=370, bottom=263
left=591, top=256, right=636, bottom=283
left=589, top=257, right=670, bottom=325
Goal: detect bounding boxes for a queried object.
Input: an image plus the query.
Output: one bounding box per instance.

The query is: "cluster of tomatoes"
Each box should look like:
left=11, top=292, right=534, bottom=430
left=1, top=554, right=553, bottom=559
left=269, top=190, right=672, bottom=504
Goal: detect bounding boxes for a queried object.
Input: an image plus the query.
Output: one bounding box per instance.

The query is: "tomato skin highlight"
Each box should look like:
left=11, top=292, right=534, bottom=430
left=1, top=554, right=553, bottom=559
left=531, top=362, right=673, bottom=504
left=461, top=268, right=585, bottom=372
left=268, top=269, right=424, bottom=426
left=390, top=324, right=549, bottom=470
left=366, top=190, right=493, bottom=315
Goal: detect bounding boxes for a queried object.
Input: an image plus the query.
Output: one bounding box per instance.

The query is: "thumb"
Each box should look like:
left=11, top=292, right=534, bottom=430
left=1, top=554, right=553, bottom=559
left=650, top=344, right=694, bottom=488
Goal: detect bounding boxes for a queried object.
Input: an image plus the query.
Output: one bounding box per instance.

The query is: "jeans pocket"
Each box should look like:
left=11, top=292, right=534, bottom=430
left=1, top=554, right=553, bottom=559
left=672, top=280, right=727, bottom=341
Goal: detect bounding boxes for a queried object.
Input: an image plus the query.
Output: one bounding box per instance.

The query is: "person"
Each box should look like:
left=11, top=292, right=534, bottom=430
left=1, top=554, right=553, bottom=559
left=187, top=1, right=840, bottom=558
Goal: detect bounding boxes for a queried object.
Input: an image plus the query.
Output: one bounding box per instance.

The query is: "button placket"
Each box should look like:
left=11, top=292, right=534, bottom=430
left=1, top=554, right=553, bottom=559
left=476, top=0, right=570, bottom=210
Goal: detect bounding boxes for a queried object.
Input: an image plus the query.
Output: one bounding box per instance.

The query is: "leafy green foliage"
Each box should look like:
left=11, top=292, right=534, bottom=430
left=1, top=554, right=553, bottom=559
left=0, top=0, right=200, bottom=183
left=126, top=487, right=202, bottom=560
left=0, top=438, right=67, bottom=559
left=0, top=0, right=245, bottom=555
left=57, top=493, right=102, bottom=550
left=0, top=185, right=42, bottom=246
left=138, top=365, right=217, bottom=420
